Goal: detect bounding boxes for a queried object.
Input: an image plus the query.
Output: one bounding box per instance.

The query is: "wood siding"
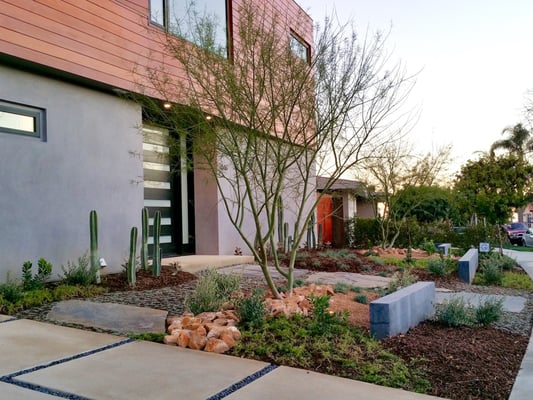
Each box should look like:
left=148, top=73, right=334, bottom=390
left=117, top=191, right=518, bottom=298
left=0, top=0, right=312, bottom=100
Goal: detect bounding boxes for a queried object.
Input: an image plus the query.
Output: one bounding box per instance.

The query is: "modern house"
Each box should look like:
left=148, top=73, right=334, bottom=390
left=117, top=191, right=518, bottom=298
left=316, top=176, right=376, bottom=247
left=0, top=0, right=313, bottom=278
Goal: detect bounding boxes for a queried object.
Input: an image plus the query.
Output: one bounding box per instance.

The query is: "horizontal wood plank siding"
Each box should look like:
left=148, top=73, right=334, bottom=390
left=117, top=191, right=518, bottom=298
left=0, top=0, right=312, bottom=100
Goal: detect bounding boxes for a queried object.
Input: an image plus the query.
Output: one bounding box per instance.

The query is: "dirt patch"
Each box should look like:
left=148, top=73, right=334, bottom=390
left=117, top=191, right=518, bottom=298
left=101, top=266, right=197, bottom=292
left=328, top=290, right=380, bottom=328
left=383, top=322, right=530, bottom=400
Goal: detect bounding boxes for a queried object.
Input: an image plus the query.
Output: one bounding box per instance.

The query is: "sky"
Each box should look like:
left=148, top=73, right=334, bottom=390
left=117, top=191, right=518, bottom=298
left=298, top=0, right=533, bottom=173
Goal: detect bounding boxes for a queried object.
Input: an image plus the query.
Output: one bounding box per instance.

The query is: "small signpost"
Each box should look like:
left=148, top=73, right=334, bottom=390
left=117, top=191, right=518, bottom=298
left=479, top=242, right=490, bottom=253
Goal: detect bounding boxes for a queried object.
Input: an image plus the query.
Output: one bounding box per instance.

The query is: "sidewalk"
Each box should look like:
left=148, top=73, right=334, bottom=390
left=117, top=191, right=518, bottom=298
left=0, top=316, right=441, bottom=399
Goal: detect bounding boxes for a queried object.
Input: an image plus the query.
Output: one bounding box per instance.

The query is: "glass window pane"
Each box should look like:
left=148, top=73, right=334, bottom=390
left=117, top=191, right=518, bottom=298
left=290, top=34, right=309, bottom=63
left=150, top=0, right=165, bottom=26
left=168, top=0, right=227, bottom=56
left=0, top=111, right=35, bottom=133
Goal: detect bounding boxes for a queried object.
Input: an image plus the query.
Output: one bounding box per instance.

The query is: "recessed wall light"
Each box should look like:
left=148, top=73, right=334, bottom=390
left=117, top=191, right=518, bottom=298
left=163, top=102, right=172, bottom=109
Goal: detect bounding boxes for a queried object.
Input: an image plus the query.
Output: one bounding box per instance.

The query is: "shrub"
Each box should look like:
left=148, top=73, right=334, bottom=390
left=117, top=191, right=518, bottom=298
left=427, top=258, right=448, bottom=276
left=481, top=262, right=503, bottom=285
left=333, top=282, right=350, bottom=294
left=22, top=258, right=52, bottom=291
left=501, top=272, right=533, bottom=290
left=388, top=270, right=417, bottom=293
left=435, top=297, right=472, bottom=327
left=310, top=294, right=338, bottom=335
left=61, top=253, right=98, bottom=286
left=420, top=239, right=436, bottom=255
left=0, top=278, right=24, bottom=304
left=185, top=269, right=241, bottom=314
left=354, top=294, right=368, bottom=304
left=475, top=298, right=503, bottom=325
left=345, top=218, right=381, bottom=248
left=235, top=288, right=267, bottom=327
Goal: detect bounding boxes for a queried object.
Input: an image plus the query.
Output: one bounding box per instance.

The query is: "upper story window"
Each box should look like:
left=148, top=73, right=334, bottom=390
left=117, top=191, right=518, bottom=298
left=0, top=100, right=46, bottom=140
left=150, top=0, right=229, bottom=57
left=290, top=32, right=310, bottom=64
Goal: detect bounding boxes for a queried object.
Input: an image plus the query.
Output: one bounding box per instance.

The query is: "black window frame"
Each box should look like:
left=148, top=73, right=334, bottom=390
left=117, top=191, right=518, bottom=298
left=149, top=0, right=231, bottom=58
left=0, top=100, right=46, bottom=140
left=290, top=31, right=311, bottom=64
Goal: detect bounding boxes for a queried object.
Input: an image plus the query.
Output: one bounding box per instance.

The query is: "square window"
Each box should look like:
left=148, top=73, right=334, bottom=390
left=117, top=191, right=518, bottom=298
left=290, top=33, right=310, bottom=63
left=149, top=0, right=165, bottom=26
left=0, top=100, right=46, bottom=140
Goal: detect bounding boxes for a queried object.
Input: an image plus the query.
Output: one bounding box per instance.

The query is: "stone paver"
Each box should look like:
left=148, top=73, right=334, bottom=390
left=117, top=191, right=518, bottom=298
left=19, top=340, right=269, bottom=400
left=0, top=382, right=59, bottom=399
left=0, top=319, right=122, bottom=376
left=226, top=366, right=441, bottom=400
left=306, top=271, right=391, bottom=288
left=47, top=300, right=168, bottom=334
left=435, top=292, right=526, bottom=313
left=164, top=255, right=255, bottom=274
left=218, top=264, right=309, bottom=280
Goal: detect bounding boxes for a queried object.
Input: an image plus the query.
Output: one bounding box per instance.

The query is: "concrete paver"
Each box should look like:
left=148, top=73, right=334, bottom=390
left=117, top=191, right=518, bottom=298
left=0, top=314, right=14, bottom=322
left=47, top=300, right=168, bottom=334
left=435, top=292, right=526, bottom=312
left=0, top=319, right=123, bottom=376
left=0, top=382, right=59, bottom=399
left=226, top=366, right=441, bottom=400
left=20, top=340, right=269, bottom=400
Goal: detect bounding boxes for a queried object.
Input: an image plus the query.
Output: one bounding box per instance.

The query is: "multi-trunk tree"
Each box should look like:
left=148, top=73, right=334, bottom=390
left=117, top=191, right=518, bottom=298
left=137, top=0, right=414, bottom=297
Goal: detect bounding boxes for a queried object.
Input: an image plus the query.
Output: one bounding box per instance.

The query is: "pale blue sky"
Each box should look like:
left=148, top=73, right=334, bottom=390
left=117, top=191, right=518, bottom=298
left=298, top=0, right=533, bottom=171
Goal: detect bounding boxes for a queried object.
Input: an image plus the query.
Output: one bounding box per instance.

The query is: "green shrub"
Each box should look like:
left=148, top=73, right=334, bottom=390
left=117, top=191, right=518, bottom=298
left=388, top=270, right=417, bottom=293
left=475, top=298, right=503, bottom=325
left=435, top=297, right=472, bottom=327
left=235, top=288, right=267, bottom=327
left=501, top=272, right=533, bottom=290
left=61, top=253, right=98, bottom=286
left=0, top=278, right=24, bottom=304
left=481, top=262, right=503, bottom=285
left=333, top=282, right=350, bottom=294
left=420, top=239, right=436, bottom=255
left=345, top=218, right=381, bottom=248
left=354, top=294, right=368, bottom=304
left=185, top=269, right=241, bottom=314
left=310, top=295, right=338, bottom=335
left=22, top=258, right=52, bottom=291
left=427, top=258, right=448, bottom=276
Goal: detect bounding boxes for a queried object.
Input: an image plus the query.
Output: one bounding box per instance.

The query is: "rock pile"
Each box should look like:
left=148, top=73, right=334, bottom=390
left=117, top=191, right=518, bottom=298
left=164, top=311, right=241, bottom=354
left=263, top=283, right=334, bottom=318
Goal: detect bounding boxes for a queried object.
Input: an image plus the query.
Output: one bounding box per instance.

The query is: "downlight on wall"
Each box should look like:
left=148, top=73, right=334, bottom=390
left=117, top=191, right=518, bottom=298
left=163, top=101, right=172, bottom=110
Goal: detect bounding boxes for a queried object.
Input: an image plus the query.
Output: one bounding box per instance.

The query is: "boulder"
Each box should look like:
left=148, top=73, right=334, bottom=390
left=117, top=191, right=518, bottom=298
left=205, top=338, right=230, bottom=354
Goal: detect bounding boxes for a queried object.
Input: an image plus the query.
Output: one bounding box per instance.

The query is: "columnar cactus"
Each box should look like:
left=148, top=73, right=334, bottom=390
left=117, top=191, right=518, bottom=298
left=152, top=210, right=162, bottom=277
left=89, top=210, right=99, bottom=282
left=283, top=222, right=289, bottom=254
left=128, top=226, right=137, bottom=286
left=277, top=197, right=284, bottom=244
left=141, top=208, right=149, bottom=271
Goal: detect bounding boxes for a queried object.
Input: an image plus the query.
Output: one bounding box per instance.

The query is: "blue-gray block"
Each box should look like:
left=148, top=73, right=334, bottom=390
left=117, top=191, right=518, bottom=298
left=370, top=281, right=435, bottom=339
left=458, top=248, right=479, bottom=284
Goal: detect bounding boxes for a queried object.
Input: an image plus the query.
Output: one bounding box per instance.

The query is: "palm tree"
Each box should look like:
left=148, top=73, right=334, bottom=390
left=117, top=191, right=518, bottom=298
left=490, top=123, right=533, bottom=224
left=490, top=123, right=533, bottom=160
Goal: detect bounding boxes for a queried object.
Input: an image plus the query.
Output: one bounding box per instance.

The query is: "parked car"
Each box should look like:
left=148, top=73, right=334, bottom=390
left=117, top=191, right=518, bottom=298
left=521, top=228, right=533, bottom=247
left=503, top=223, right=528, bottom=245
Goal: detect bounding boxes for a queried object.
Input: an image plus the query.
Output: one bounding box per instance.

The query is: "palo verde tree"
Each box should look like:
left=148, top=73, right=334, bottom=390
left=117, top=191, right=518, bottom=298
left=137, top=0, right=414, bottom=297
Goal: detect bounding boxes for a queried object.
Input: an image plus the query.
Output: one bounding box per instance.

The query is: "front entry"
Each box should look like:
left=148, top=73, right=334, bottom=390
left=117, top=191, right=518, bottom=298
left=142, top=125, right=195, bottom=255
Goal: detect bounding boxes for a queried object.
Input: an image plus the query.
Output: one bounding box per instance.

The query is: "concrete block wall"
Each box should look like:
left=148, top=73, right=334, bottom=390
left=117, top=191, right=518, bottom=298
left=458, top=248, right=479, bottom=284
left=370, top=281, right=435, bottom=339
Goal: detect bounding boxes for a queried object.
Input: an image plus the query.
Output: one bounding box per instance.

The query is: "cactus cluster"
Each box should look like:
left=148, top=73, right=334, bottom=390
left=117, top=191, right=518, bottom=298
left=89, top=210, right=101, bottom=284
left=152, top=210, right=162, bottom=277
left=128, top=226, right=138, bottom=286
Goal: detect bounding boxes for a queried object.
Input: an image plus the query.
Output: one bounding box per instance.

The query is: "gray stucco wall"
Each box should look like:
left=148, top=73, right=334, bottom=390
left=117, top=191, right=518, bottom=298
left=0, top=66, right=143, bottom=280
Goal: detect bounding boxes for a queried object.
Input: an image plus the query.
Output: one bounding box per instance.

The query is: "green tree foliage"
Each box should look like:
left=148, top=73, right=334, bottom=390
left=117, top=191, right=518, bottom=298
left=390, top=185, right=460, bottom=224
left=454, top=154, right=533, bottom=224
left=490, top=123, right=533, bottom=160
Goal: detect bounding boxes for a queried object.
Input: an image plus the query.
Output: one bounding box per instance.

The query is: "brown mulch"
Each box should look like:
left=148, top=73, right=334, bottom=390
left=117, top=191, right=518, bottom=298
left=383, top=322, right=529, bottom=400
left=101, top=266, right=197, bottom=292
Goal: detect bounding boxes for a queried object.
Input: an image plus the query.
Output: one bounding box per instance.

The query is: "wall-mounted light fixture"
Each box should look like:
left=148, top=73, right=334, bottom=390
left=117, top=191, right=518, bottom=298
left=206, top=115, right=213, bottom=120
left=163, top=102, right=172, bottom=110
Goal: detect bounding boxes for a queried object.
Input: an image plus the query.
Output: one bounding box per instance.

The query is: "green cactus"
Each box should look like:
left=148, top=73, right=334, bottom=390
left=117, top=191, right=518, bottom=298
left=89, top=210, right=99, bottom=283
left=141, top=208, right=149, bottom=270
left=128, top=226, right=138, bottom=286
left=152, top=210, right=162, bottom=277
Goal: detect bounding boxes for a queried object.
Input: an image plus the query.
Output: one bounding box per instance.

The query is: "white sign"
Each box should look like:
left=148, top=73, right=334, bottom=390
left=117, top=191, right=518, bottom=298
left=479, top=242, right=490, bottom=253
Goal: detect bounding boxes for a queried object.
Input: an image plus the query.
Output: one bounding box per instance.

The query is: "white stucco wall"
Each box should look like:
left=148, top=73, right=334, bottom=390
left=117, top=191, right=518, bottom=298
left=0, top=66, right=143, bottom=280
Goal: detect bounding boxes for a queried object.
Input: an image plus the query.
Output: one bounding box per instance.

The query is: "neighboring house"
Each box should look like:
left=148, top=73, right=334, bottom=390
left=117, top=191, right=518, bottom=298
left=0, top=0, right=312, bottom=278
left=316, top=176, right=376, bottom=247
